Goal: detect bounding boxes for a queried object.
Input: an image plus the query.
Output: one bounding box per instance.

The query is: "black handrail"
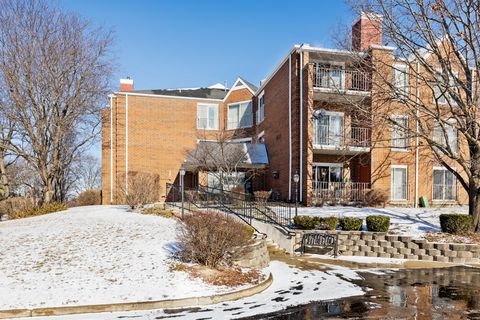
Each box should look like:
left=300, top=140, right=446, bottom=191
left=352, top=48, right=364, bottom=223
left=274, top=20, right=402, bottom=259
left=165, top=183, right=294, bottom=235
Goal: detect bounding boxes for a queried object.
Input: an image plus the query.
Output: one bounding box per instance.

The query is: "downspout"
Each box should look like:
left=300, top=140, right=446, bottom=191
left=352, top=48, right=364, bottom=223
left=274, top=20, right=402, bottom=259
left=288, top=54, right=292, bottom=200
left=125, top=94, right=129, bottom=194
left=299, top=45, right=304, bottom=203
left=110, top=95, right=114, bottom=204
left=414, top=62, right=420, bottom=207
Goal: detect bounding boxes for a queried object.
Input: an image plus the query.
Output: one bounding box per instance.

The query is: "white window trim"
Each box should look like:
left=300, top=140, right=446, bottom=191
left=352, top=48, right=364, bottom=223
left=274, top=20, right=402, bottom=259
left=393, top=62, right=409, bottom=95
left=391, top=115, right=409, bottom=151
left=257, top=91, right=265, bottom=124
left=433, top=119, right=458, bottom=153
left=432, top=166, right=457, bottom=202
left=391, top=165, right=408, bottom=201
left=312, top=162, right=343, bottom=167
left=230, top=137, right=252, bottom=143
left=227, top=100, right=253, bottom=130
left=196, top=103, right=219, bottom=130
left=258, top=130, right=265, bottom=138
left=433, top=70, right=459, bottom=106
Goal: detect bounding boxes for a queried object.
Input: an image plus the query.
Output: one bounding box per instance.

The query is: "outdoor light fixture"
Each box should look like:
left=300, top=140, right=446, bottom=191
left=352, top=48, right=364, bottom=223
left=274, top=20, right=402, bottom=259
left=294, top=173, right=300, bottom=183
left=294, top=172, right=300, bottom=217
left=179, top=168, right=186, bottom=219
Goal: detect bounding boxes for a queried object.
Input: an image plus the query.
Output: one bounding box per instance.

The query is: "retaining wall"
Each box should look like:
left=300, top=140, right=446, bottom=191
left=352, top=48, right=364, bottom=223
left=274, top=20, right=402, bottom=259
left=294, top=231, right=480, bottom=264
left=229, top=239, right=270, bottom=268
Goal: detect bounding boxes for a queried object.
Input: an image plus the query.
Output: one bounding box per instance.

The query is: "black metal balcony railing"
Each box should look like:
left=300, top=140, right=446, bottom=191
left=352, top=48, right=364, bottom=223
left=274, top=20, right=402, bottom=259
left=313, top=124, right=371, bottom=148
left=313, top=64, right=370, bottom=92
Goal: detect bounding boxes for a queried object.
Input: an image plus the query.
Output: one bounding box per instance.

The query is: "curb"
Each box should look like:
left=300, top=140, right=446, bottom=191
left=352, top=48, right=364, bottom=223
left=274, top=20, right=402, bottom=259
left=0, top=273, right=273, bottom=319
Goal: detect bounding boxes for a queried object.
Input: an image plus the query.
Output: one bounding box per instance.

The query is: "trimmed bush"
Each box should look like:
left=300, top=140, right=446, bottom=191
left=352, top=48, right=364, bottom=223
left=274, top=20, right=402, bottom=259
left=293, top=215, right=316, bottom=230
left=315, top=217, right=339, bottom=230
left=366, top=215, right=390, bottom=232
left=439, top=214, right=473, bottom=234
left=363, top=189, right=388, bottom=207
left=293, top=215, right=339, bottom=230
left=340, top=217, right=363, bottom=231
left=177, top=211, right=252, bottom=268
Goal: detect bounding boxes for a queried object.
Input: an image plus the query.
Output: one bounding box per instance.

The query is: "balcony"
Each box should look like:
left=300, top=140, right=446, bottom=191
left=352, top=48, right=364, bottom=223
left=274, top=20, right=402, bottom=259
left=312, top=64, right=371, bottom=102
left=312, top=125, right=370, bottom=155
left=312, top=181, right=370, bottom=204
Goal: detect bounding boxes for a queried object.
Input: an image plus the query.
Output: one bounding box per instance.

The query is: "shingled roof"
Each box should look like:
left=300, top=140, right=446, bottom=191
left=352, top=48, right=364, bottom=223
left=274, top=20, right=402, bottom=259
left=131, top=87, right=228, bottom=100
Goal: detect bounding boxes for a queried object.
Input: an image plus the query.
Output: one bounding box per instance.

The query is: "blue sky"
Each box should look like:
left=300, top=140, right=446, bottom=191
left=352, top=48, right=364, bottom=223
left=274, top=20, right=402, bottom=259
left=58, top=0, right=353, bottom=91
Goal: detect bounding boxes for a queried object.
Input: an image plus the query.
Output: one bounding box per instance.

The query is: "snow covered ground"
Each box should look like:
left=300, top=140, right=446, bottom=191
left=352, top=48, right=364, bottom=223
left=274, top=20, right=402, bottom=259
left=0, top=206, right=251, bottom=309
left=17, top=260, right=366, bottom=320
left=294, top=206, right=468, bottom=236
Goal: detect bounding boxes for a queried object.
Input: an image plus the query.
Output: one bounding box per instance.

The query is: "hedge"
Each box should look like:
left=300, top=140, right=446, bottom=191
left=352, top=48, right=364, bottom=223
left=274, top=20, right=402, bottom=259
left=293, top=215, right=316, bottom=230
left=366, top=215, right=390, bottom=232
left=293, top=215, right=339, bottom=230
left=439, top=214, right=473, bottom=234
left=340, top=217, right=363, bottom=231
left=315, top=217, right=339, bottom=230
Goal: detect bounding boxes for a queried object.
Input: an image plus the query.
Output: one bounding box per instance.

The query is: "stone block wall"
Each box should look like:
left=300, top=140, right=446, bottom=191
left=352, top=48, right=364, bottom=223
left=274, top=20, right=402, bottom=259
left=294, top=231, right=480, bottom=264
left=229, top=239, right=270, bottom=269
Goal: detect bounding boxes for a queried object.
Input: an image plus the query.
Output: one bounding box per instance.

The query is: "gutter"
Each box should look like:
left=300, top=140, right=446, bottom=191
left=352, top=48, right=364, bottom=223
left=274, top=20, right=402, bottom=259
left=125, top=94, right=129, bottom=195
left=299, top=44, right=304, bottom=203
left=415, top=62, right=420, bottom=207
left=288, top=54, right=292, bottom=200
left=109, top=95, right=114, bottom=204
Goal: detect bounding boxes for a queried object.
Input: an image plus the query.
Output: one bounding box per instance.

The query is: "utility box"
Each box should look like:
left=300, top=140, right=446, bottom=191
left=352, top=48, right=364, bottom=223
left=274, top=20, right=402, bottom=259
left=419, top=196, right=429, bottom=208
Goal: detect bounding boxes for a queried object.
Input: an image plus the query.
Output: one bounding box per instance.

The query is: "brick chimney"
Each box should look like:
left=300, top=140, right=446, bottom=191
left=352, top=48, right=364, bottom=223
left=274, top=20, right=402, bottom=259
left=352, top=12, right=383, bottom=51
left=120, top=78, right=134, bottom=92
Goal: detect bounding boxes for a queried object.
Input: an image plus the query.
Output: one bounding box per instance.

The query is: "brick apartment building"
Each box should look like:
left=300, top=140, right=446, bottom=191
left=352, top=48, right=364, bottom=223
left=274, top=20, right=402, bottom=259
left=102, top=13, right=468, bottom=207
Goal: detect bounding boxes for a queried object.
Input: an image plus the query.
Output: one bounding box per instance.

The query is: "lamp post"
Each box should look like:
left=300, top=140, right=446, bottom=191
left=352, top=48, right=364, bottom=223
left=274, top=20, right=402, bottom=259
left=294, top=172, right=300, bottom=217
left=179, top=168, right=186, bottom=219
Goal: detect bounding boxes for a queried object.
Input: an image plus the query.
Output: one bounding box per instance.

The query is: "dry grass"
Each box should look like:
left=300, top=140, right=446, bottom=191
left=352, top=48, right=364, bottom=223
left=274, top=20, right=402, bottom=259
left=424, top=231, right=480, bottom=244
left=170, top=262, right=263, bottom=287
left=142, top=206, right=178, bottom=218
left=7, top=202, right=68, bottom=219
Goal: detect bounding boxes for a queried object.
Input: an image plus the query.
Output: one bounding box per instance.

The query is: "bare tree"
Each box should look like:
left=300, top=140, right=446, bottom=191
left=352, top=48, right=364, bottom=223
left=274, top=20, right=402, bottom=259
left=0, top=115, right=15, bottom=200
left=185, top=130, right=258, bottom=192
left=70, top=155, right=102, bottom=195
left=0, top=0, right=114, bottom=204
left=117, top=172, right=160, bottom=209
left=340, top=0, right=480, bottom=230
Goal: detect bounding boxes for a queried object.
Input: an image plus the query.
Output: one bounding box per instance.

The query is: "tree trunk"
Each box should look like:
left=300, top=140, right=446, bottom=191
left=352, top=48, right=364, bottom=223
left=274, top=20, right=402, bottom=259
left=0, top=157, right=9, bottom=201
left=42, top=182, right=54, bottom=204
left=468, top=187, right=480, bottom=232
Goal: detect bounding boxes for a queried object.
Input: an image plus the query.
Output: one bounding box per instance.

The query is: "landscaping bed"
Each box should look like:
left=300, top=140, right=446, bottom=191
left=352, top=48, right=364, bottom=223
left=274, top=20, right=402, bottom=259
left=294, top=206, right=469, bottom=236
left=0, top=206, right=265, bottom=309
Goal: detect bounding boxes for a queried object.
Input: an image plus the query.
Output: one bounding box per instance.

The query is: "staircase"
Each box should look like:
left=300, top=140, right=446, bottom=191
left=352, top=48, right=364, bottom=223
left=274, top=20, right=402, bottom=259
left=165, top=183, right=294, bottom=236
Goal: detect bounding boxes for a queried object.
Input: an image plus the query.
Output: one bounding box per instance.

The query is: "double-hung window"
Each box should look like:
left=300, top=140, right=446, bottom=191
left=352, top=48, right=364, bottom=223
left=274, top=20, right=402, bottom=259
left=228, top=101, right=253, bottom=129
left=197, top=104, right=218, bottom=130
left=393, top=63, right=409, bottom=96
left=433, top=167, right=456, bottom=201
left=391, top=115, right=409, bottom=149
left=433, top=120, right=458, bottom=153
left=257, top=93, right=265, bottom=124
left=434, top=72, right=458, bottom=105
left=391, top=166, right=408, bottom=201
